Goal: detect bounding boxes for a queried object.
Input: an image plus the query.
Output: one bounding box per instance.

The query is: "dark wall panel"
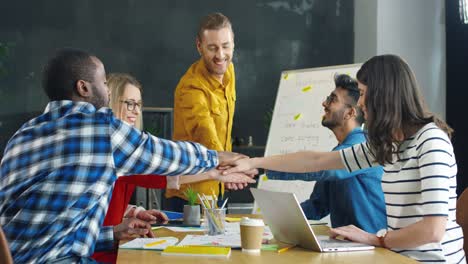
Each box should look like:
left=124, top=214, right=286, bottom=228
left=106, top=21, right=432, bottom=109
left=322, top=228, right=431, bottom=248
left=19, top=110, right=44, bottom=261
left=446, top=0, right=468, bottom=194
left=0, top=0, right=354, bottom=159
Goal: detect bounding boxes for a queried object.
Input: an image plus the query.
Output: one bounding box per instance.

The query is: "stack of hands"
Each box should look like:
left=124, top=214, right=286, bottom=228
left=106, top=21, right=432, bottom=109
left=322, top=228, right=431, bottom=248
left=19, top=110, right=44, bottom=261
left=212, top=151, right=258, bottom=190
left=114, top=151, right=257, bottom=242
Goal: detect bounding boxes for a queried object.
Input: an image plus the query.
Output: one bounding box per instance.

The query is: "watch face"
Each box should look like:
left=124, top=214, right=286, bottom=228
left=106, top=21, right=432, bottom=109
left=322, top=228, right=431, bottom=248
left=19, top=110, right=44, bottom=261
left=376, top=229, right=387, bottom=237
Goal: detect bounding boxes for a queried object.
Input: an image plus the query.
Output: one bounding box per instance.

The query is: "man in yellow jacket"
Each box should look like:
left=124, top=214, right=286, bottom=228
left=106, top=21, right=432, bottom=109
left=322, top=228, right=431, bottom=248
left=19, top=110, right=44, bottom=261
left=165, top=13, right=236, bottom=211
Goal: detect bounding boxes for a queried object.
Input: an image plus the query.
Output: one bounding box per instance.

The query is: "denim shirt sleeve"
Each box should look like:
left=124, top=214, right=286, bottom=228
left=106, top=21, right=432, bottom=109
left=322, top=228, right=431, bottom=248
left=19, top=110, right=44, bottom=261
left=299, top=165, right=364, bottom=220
left=300, top=182, right=329, bottom=219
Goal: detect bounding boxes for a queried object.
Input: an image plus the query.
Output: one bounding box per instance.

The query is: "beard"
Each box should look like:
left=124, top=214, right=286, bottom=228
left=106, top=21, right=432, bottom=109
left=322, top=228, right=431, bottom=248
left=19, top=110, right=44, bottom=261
left=321, top=108, right=345, bottom=129
left=89, top=85, right=109, bottom=109
left=202, top=54, right=230, bottom=77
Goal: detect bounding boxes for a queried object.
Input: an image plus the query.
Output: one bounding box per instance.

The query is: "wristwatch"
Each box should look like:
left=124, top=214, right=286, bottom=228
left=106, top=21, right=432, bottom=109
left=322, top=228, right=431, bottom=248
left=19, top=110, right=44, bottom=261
left=376, top=229, right=388, bottom=248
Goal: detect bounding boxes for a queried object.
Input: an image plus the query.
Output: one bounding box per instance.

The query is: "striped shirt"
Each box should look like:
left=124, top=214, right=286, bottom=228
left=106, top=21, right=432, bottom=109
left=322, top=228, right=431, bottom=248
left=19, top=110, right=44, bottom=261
left=340, top=123, right=465, bottom=263
left=0, top=101, right=218, bottom=264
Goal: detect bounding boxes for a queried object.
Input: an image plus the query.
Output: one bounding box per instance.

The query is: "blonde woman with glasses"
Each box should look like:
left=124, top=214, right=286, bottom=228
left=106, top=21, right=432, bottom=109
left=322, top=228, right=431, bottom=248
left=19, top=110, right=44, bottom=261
left=93, top=73, right=255, bottom=263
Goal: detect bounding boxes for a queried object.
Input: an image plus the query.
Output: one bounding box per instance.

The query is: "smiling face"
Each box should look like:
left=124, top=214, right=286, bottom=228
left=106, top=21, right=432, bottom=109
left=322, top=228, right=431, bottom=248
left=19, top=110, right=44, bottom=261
left=117, top=84, right=142, bottom=127
left=321, top=88, right=352, bottom=129
left=197, top=26, right=234, bottom=80
left=357, top=81, right=368, bottom=121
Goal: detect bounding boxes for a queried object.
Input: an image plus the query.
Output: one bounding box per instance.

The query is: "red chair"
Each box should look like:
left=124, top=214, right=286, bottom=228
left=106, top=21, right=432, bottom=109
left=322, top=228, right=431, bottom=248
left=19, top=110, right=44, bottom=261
left=93, top=175, right=167, bottom=263
left=103, top=175, right=167, bottom=226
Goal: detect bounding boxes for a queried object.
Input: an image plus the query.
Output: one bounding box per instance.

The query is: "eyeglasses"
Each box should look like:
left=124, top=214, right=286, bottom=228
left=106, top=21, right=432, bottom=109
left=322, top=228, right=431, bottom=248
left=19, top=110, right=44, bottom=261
left=324, top=95, right=353, bottom=108
left=120, top=100, right=142, bottom=111
left=325, top=95, right=337, bottom=105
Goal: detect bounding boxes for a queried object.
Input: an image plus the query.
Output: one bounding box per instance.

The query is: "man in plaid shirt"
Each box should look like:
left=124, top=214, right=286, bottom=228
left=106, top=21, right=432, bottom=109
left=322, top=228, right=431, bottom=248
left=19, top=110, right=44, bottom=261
left=0, top=48, right=254, bottom=263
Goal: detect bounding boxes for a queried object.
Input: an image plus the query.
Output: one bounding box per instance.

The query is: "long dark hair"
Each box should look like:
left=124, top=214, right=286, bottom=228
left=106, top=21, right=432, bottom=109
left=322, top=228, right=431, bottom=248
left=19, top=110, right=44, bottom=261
left=356, top=54, right=453, bottom=165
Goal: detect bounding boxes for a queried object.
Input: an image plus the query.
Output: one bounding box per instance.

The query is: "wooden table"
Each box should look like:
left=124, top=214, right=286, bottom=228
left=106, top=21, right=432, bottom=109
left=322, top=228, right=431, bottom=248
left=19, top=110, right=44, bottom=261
left=117, top=215, right=418, bottom=264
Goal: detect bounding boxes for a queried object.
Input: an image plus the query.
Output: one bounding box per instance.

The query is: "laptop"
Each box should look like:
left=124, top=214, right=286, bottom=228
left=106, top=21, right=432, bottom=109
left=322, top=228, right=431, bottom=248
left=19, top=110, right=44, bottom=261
left=250, top=188, right=375, bottom=252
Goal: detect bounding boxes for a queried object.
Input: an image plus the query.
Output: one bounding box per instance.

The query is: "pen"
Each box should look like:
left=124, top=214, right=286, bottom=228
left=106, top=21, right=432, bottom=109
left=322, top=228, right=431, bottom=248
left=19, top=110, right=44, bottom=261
left=197, top=194, right=207, bottom=209
left=277, top=245, right=295, bottom=253
left=144, top=239, right=167, bottom=247
left=220, top=198, right=229, bottom=209
left=202, top=194, right=211, bottom=209
left=211, top=189, right=217, bottom=208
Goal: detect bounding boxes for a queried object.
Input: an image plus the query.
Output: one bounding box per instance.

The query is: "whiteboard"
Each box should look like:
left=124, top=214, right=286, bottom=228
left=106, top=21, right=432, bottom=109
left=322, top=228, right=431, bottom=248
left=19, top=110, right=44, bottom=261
left=254, top=63, right=361, bottom=219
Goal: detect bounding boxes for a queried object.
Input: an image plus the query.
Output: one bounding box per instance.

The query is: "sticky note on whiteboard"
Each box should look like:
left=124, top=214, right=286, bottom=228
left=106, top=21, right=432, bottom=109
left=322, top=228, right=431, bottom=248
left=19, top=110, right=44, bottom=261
left=302, top=85, right=312, bottom=92
left=283, top=73, right=294, bottom=80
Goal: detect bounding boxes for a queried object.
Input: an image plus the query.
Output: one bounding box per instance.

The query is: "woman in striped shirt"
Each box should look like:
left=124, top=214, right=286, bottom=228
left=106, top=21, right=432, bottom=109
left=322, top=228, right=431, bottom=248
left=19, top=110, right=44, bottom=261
left=224, top=55, right=465, bottom=263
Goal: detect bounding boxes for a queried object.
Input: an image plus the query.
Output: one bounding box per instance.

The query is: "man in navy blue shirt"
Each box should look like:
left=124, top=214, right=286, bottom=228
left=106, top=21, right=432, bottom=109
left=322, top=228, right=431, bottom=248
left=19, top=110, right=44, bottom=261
left=267, top=74, right=386, bottom=233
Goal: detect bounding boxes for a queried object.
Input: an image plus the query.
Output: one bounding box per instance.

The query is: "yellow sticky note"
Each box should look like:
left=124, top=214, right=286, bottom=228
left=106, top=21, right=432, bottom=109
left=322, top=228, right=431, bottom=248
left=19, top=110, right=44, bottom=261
left=283, top=73, right=289, bottom=80
left=294, top=113, right=302, bottom=121
left=302, top=85, right=312, bottom=92
left=225, top=217, right=241, bottom=222
left=262, top=175, right=268, bottom=181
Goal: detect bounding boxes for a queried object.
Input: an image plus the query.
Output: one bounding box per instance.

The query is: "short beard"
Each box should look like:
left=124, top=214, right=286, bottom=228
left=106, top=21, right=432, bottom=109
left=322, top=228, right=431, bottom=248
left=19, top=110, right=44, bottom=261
left=203, top=57, right=227, bottom=76
left=89, top=85, right=108, bottom=109
left=322, top=118, right=338, bottom=129
left=321, top=108, right=345, bottom=129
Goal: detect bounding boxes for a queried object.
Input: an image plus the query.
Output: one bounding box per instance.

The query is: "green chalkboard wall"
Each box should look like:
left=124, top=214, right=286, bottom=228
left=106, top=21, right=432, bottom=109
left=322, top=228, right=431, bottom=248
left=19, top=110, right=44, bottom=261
left=0, top=0, right=354, bottom=158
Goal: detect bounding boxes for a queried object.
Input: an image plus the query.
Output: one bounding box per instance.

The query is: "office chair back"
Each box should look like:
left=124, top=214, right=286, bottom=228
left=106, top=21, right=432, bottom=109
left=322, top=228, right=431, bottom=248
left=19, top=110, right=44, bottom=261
left=456, top=187, right=468, bottom=255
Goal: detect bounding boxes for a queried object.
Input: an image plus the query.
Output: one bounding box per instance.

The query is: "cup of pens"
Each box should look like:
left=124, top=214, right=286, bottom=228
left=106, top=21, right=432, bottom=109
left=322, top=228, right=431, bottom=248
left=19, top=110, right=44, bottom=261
left=203, top=208, right=226, bottom=235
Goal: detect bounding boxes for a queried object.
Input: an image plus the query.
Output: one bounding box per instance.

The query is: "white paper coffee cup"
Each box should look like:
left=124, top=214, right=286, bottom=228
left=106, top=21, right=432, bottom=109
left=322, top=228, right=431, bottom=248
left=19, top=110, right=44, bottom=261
left=240, top=217, right=264, bottom=253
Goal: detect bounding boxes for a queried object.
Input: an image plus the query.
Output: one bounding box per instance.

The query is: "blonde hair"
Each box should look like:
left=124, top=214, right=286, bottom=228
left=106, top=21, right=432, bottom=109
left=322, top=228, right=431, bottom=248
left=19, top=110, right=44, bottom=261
left=107, top=73, right=143, bottom=130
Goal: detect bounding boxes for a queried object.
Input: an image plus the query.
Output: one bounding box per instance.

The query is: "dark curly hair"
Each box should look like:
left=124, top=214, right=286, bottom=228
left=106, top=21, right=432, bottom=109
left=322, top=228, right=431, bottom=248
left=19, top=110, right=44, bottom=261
left=334, top=74, right=364, bottom=125
left=42, top=48, right=96, bottom=101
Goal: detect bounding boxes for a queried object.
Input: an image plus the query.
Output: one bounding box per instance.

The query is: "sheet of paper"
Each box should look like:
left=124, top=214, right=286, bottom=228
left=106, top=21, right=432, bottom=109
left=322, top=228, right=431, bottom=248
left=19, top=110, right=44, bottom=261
left=178, top=234, right=241, bottom=248
left=119, top=237, right=178, bottom=250
left=164, top=226, right=207, bottom=232
left=177, top=223, right=274, bottom=248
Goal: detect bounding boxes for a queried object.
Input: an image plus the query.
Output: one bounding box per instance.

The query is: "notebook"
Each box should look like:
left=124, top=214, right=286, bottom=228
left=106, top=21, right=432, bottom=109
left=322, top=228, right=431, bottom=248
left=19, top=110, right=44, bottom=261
left=161, top=210, right=184, bottom=220
left=251, top=188, right=375, bottom=252
left=119, top=237, right=178, bottom=250
left=161, top=246, right=231, bottom=258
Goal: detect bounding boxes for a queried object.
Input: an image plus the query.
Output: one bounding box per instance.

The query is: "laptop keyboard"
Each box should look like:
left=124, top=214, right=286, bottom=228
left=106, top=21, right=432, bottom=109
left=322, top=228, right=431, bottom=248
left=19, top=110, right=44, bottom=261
left=317, top=235, right=355, bottom=248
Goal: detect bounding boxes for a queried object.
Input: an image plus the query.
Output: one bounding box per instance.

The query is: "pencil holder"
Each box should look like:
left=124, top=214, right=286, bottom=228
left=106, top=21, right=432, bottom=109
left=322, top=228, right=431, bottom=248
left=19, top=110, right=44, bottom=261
left=203, top=208, right=226, bottom=235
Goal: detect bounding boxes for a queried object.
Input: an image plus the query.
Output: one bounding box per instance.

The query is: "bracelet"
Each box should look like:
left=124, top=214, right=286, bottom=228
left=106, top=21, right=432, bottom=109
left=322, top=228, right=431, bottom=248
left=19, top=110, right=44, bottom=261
left=134, top=206, right=146, bottom=217
left=378, top=232, right=388, bottom=249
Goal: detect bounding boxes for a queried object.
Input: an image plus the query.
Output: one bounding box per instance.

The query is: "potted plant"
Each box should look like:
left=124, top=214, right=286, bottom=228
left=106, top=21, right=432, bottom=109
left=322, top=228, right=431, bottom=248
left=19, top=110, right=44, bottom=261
left=182, top=186, right=200, bottom=225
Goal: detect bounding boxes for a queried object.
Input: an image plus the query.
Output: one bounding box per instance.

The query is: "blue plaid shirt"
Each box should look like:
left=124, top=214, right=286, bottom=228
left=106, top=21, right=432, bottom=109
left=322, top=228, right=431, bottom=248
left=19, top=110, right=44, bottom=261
left=0, top=101, right=218, bottom=263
